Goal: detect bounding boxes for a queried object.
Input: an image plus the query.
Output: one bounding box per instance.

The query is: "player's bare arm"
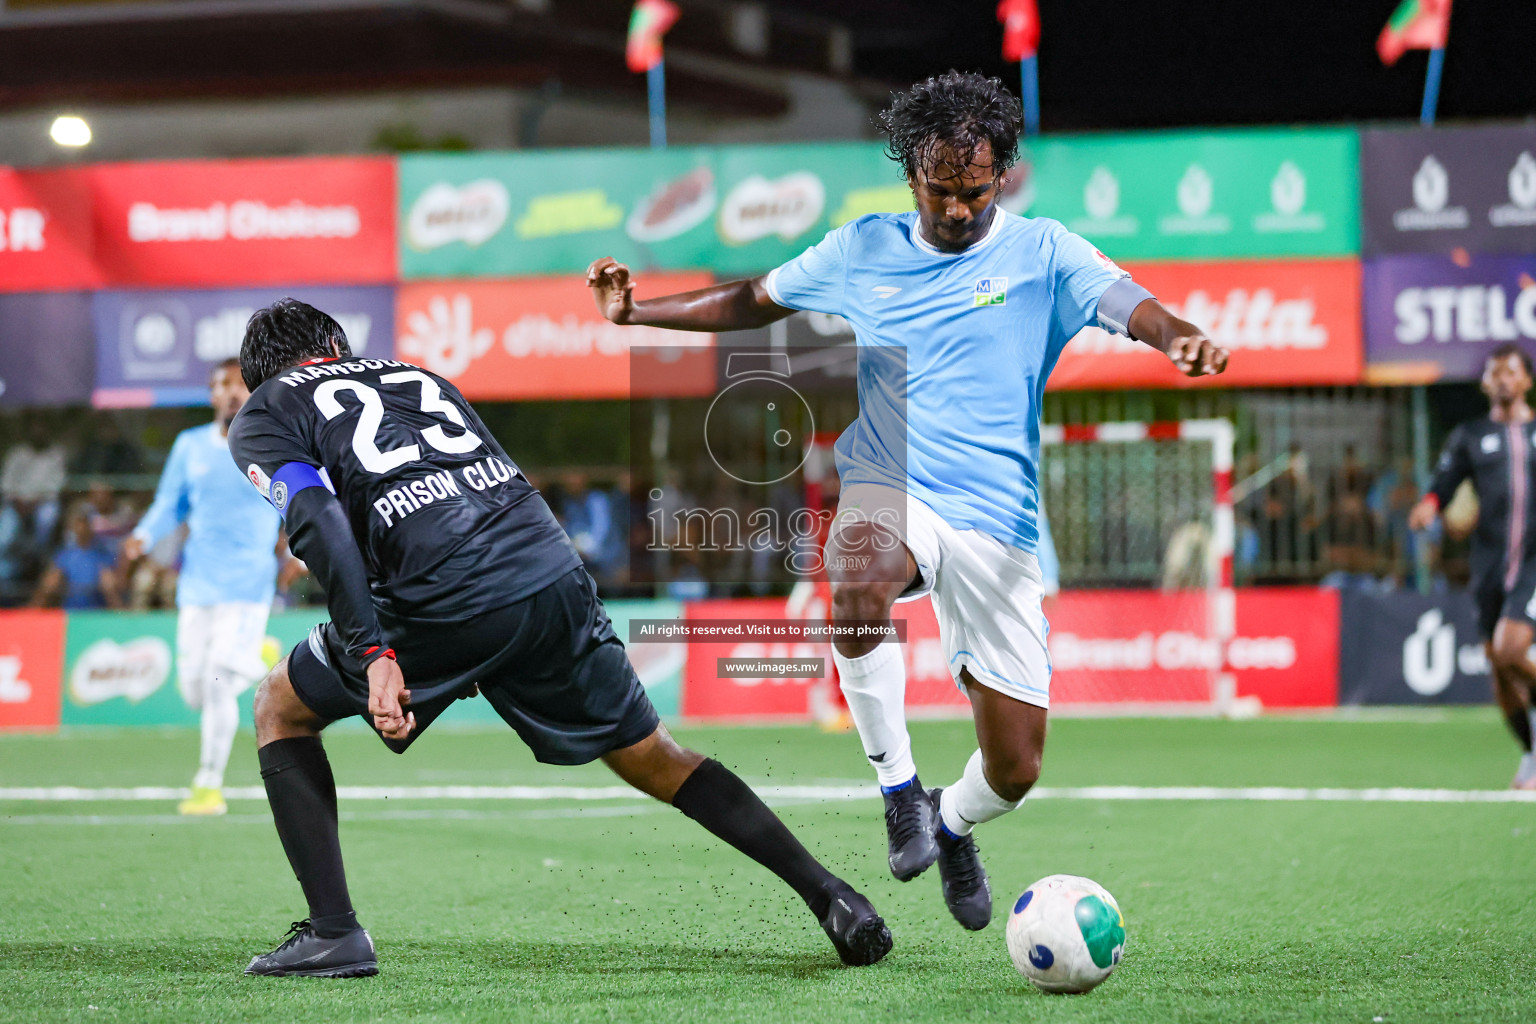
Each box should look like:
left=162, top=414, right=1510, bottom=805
left=1127, top=299, right=1229, bottom=378
left=586, top=257, right=792, bottom=331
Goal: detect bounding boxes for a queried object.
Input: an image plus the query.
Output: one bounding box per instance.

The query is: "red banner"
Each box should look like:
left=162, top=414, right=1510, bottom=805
left=0, top=168, right=100, bottom=292
left=87, top=157, right=396, bottom=287
left=678, top=588, right=1339, bottom=719
left=0, top=610, right=66, bottom=731
left=1050, top=259, right=1363, bottom=389
left=395, top=276, right=717, bottom=400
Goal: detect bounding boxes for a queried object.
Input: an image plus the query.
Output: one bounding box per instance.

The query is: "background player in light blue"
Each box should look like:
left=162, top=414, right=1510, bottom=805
left=588, top=72, right=1227, bottom=931
left=123, top=358, right=289, bottom=816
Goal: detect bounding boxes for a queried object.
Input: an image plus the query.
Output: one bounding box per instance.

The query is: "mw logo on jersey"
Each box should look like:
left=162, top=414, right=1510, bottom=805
left=973, top=277, right=1008, bottom=307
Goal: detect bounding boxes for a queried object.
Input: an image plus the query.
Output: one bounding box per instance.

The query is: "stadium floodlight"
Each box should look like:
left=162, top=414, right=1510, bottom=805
left=49, top=115, right=92, bottom=147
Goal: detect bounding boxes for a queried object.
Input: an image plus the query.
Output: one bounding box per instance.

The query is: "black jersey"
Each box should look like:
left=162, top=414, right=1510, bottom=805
left=1428, top=416, right=1536, bottom=587
left=230, top=356, right=580, bottom=632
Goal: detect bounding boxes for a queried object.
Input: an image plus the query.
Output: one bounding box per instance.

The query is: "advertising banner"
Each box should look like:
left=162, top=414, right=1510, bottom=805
left=1338, top=589, right=1493, bottom=705
left=395, top=275, right=716, bottom=400
left=92, top=285, right=395, bottom=407
left=52, top=601, right=681, bottom=728
left=87, top=157, right=396, bottom=287
left=1361, top=124, right=1536, bottom=257
left=58, top=609, right=324, bottom=727
left=677, top=588, right=1337, bottom=719
left=1025, top=127, right=1359, bottom=260
left=1050, top=258, right=1363, bottom=389
left=0, top=292, right=95, bottom=408
left=398, top=143, right=911, bottom=280
left=0, top=610, right=66, bottom=731
left=1362, top=252, right=1536, bottom=384
left=0, top=168, right=100, bottom=292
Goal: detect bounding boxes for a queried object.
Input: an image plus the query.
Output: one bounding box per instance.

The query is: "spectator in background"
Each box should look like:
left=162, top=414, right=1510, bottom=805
left=31, top=507, right=122, bottom=609
left=1259, top=442, right=1319, bottom=578
left=84, top=480, right=137, bottom=544
left=71, top=415, right=144, bottom=477
left=2, top=419, right=67, bottom=551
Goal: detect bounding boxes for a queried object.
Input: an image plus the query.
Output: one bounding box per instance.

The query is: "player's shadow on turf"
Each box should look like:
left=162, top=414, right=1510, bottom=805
left=0, top=939, right=846, bottom=980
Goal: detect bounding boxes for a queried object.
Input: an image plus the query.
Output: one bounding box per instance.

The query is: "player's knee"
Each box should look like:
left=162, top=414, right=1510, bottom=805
left=1491, top=638, right=1528, bottom=671
left=830, top=579, right=897, bottom=623
left=253, top=658, right=316, bottom=743
left=985, top=753, right=1040, bottom=803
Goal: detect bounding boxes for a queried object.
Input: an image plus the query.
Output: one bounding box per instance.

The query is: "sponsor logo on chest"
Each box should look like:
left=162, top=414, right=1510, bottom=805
left=972, top=277, right=1008, bottom=308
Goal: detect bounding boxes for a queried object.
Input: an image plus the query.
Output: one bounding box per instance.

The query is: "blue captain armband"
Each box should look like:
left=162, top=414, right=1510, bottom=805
left=268, top=463, right=332, bottom=517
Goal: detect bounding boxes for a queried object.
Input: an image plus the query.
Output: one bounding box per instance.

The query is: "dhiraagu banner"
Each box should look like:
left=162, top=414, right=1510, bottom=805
left=1022, top=127, right=1359, bottom=260
left=58, top=601, right=682, bottom=727
left=398, top=143, right=911, bottom=279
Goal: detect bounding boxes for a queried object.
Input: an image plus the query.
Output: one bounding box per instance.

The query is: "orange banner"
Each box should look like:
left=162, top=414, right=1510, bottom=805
left=1049, top=258, right=1363, bottom=389
left=395, top=275, right=718, bottom=400
left=0, top=610, right=65, bottom=731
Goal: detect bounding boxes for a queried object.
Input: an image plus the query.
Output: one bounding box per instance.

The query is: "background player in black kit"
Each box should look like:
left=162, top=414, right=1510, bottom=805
left=229, top=299, right=893, bottom=976
left=1410, top=343, right=1536, bottom=790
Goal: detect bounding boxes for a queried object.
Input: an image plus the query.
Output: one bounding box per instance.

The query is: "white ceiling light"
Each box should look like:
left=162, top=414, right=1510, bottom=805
left=50, top=115, right=92, bottom=147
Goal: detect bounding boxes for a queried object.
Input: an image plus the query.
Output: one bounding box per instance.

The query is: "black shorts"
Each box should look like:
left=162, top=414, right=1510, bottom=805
left=286, top=568, right=660, bottom=764
left=1471, top=557, right=1536, bottom=641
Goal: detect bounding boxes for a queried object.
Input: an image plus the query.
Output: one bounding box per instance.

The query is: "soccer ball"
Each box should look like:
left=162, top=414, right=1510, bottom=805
left=1005, top=874, right=1125, bottom=994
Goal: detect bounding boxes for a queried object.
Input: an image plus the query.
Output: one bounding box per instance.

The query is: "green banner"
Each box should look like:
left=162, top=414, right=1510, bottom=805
left=398, top=143, right=912, bottom=279
left=59, top=609, right=322, bottom=727
left=398, top=130, right=1358, bottom=278
left=1021, top=127, right=1359, bottom=260
left=58, top=601, right=682, bottom=727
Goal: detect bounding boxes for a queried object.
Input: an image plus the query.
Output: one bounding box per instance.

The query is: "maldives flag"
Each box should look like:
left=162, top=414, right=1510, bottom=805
left=1376, top=0, right=1453, bottom=66
left=997, top=0, right=1040, bottom=61
left=626, top=0, right=681, bottom=73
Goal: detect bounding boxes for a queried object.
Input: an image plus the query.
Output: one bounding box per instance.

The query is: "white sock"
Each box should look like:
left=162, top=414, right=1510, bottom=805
left=939, top=749, right=1025, bottom=837
left=192, top=672, right=245, bottom=791
left=834, top=642, right=917, bottom=788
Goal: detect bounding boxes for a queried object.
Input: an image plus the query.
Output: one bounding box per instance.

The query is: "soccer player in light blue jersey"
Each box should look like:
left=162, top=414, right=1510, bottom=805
left=124, top=358, right=287, bottom=816
left=589, top=72, right=1228, bottom=930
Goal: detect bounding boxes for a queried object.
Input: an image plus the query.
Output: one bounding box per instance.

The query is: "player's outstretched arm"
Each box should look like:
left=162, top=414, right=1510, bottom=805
left=587, top=257, right=794, bottom=331
left=1127, top=299, right=1229, bottom=378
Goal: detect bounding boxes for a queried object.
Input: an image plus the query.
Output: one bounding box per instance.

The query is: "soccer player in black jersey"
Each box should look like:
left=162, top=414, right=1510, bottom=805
left=1410, top=343, right=1536, bottom=790
left=229, top=299, right=893, bottom=977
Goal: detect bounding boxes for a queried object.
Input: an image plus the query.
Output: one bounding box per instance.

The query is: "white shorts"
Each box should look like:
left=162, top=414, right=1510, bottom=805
left=832, top=483, right=1052, bottom=708
left=176, top=601, right=271, bottom=708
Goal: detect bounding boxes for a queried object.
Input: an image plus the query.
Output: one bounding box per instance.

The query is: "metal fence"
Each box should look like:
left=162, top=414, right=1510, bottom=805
left=1040, top=387, right=1418, bottom=587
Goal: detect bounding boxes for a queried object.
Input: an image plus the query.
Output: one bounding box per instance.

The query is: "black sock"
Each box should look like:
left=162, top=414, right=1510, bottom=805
left=258, top=737, right=358, bottom=938
left=1508, top=704, right=1534, bottom=753
left=671, top=758, right=840, bottom=918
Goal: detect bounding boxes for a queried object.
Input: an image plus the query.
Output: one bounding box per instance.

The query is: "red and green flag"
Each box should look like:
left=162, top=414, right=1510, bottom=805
left=1376, top=0, right=1453, bottom=66
left=997, top=0, right=1040, bottom=62
left=626, top=0, right=681, bottom=73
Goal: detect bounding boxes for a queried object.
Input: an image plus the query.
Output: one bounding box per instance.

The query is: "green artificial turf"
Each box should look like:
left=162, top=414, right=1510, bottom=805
left=2, top=712, right=1534, bottom=1023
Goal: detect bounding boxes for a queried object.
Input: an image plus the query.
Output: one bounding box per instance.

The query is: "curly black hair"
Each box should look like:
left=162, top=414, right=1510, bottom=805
left=878, top=71, right=1023, bottom=181
left=240, top=298, right=352, bottom=390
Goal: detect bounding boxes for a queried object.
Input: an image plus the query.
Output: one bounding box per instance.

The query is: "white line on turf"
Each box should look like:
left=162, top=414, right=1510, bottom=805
left=4, top=784, right=1536, bottom=804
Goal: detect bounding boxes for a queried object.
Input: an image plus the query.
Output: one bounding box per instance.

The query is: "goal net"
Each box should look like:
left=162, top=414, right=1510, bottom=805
left=894, top=419, right=1247, bottom=717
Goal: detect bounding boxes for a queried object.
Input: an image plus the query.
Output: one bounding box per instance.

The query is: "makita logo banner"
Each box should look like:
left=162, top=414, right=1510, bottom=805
left=1051, top=258, right=1362, bottom=389
left=1362, top=124, right=1536, bottom=257
left=1363, top=252, right=1536, bottom=384
left=0, top=168, right=100, bottom=292
left=87, top=157, right=395, bottom=287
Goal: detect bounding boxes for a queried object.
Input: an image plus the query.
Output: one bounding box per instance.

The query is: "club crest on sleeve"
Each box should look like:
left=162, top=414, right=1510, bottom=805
left=272, top=481, right=290, bottom=511
left=972, top=277, right=1008, bottom=307
left=1092, top=248, right=1123, bottom=274
left=247, top=463, right=271, bottom=495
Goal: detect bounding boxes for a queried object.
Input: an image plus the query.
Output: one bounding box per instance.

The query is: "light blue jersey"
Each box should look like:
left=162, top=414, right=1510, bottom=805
left=133, top=422, right=281, bottom=607
left=766, top=210, right=1127, bottom=554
